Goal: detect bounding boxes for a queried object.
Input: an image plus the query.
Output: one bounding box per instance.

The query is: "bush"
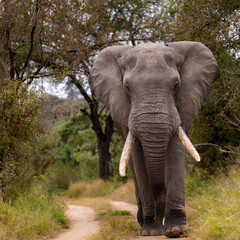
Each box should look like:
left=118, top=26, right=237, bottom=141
left=0, top=81, right=45, bottom=199
left=47, top=161, right=83, bottom=190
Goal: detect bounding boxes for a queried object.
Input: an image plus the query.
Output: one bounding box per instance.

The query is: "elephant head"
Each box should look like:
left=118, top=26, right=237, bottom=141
left=90, top=42, right=219, bottom=177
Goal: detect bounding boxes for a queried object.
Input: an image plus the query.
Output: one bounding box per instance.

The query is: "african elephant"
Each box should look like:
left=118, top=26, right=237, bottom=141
left=90, top=42, right=219, bottom=238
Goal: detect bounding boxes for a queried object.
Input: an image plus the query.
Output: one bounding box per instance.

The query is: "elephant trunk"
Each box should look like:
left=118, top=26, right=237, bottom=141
left=118, top=89, right=200, bottom=179
left=136, top=112, right=172, bottom=222
left=136, top=112, right=172, bottom=186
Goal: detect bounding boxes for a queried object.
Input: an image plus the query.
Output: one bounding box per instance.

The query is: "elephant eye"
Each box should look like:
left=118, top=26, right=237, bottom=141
left=174, top=81, right=179, bottom=89
left=125, top=83, right=130, bottom=92
left=174, top=81, right=180, bottom=94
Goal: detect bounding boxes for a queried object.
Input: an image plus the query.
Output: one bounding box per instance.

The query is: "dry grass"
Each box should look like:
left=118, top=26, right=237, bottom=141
left=68, top=179, right=120, bottom=198
left=107, top=180, right=136, bottom=204
left=90, top=210, right=139, bottom=240
left=0, top=192, right=66, bottom=240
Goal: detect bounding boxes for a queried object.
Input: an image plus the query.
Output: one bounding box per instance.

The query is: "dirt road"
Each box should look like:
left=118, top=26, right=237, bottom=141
left=51, top=205, right=100, bottom=240
left=52, top=202, right=188, bottom=240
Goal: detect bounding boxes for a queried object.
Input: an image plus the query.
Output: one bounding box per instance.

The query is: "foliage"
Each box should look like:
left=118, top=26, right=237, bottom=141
left=0, top=0, right=167, bottom=180
left=55, top=111, right=130, bottom=183
left=166, top=0, right=240, bottom=172
left=0, top=80, right=45, bottom=198
left=0, top=82, right=68, bottom=239
left=1, top=0, right=239, bottom=179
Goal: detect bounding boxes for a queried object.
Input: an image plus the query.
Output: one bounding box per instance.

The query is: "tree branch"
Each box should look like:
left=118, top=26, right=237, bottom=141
left=90, top=37, right=161, bottom=50
left=20, top=0, right=39, bottom=81
left=5, top=24, right=15, bottom=80
left=69, top=74, right=93, bottom=105
left=195, top=143, right=240, bottom=156
left=27, top=65, right=43, bottom=85
left=98, top=106, right=105, bottom=118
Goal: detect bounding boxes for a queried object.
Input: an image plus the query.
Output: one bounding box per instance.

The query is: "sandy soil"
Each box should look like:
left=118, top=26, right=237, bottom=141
left=51, top=204, right=100, bottom=240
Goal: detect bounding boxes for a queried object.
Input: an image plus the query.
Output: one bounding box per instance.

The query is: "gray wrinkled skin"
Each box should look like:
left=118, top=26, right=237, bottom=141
left=90, top=42, right=219, bottom=237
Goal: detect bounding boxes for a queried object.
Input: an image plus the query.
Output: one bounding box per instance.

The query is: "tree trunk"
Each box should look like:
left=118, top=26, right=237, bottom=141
left=95, top=113, right=114, bottom=181
left=71, top=75, right=114, bottom=181
left=97, top=137, right=113, bottom=181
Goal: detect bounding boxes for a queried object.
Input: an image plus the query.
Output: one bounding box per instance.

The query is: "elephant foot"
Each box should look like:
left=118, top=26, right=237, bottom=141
left=165, top=209, right=187, bottom=238
left=165, top=225, right=187, bottom=238
left=139, top=216, right=164, bottom=236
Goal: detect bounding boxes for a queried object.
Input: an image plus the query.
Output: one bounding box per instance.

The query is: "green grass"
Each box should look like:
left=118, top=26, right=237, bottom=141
left=0, top=189, right=67, bottom=240
left=186, top=167, right=240, bottom=239
left=98, top=210, right=131, bottom=217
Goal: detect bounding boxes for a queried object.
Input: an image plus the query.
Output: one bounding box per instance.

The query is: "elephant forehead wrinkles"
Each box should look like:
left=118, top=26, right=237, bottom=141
left=125, top=45, right=175, bottom=68
left=128, top=52, right=171, bottom=69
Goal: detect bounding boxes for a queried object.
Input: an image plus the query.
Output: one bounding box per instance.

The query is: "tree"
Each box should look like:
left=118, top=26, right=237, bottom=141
left=43, top=0, right=167, bottom=180
left=0, top=0, right=167, bottom=180
left=165, top=0, right=240, bottom=171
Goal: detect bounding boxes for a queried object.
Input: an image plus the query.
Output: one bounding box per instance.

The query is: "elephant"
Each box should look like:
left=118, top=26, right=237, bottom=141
left=90, top=41, right=219, bottom=238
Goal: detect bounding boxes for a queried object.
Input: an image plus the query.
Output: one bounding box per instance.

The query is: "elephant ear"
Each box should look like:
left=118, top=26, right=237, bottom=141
left=167, top=41, right=220, bottom=123
left=90, top=46, right=132, bottom=126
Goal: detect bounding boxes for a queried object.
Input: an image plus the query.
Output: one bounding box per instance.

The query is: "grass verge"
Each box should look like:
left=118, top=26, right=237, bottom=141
left=186, top=167, right=240, bottom=240
left=91, top=209, right=139, bottom=240
left=0, top=187, right=67, bottom=240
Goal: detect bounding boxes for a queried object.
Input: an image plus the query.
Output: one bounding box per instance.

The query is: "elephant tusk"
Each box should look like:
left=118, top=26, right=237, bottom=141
left=177, top=126, right=201, bottom=162
left=119, top=131, right=135, bottom=177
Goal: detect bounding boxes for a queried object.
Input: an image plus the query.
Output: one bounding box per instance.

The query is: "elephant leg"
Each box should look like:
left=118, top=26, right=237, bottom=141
left=128, top=158, right=143, bottom=226
left=131, top=140, right=163, bottom=236
left=164, top=135, right=187, bottom=237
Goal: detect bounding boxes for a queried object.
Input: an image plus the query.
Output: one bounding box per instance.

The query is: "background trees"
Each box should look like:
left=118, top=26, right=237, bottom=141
left=39, top=0, right=165, bottom=180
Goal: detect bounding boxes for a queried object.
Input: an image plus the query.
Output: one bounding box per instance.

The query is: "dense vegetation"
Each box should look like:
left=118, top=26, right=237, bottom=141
left=169, top=0, right=240, bottom=172
left=0, top=0, right=239, bottom=239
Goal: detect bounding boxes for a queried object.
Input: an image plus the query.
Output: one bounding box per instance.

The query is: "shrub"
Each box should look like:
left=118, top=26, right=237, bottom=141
left=0, top=81, right=45, bottom=199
